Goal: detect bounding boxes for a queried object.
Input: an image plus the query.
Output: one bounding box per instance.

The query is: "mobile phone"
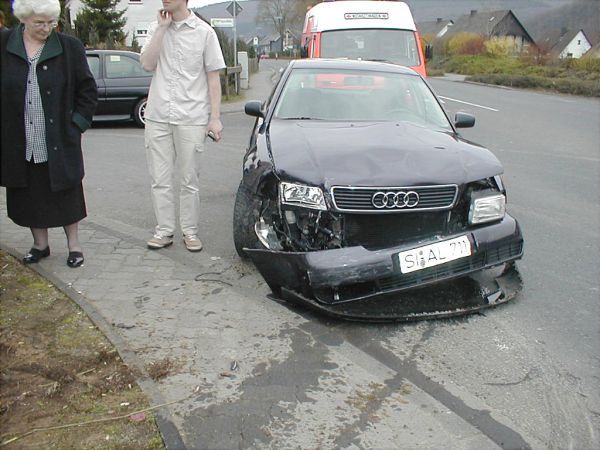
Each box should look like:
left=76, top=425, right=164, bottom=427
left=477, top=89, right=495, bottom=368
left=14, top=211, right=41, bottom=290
left=207, top=131, right=217, bottom=141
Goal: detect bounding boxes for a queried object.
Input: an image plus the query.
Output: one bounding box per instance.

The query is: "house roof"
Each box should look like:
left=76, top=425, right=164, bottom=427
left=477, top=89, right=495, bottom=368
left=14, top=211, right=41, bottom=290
left=446, top=9, right=535, bottom=44
left=587, top=40, right=600, bottom=57
left=538, top=29, right=591, bottom=55
left=258, top=34, right=280, bottom=46
left=417, top=19, right=453, bottom=38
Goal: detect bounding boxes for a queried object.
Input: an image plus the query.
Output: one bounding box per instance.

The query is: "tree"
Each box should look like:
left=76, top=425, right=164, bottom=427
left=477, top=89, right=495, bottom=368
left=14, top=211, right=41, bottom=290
left=257, top=0, right=311, bottom=51
left=74, top=0, right=126, bottom=48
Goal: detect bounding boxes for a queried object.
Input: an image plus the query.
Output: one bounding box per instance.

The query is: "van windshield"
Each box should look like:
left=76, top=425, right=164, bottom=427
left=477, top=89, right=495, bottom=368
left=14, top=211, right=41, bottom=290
left=320, top=29, right=420, bottom=67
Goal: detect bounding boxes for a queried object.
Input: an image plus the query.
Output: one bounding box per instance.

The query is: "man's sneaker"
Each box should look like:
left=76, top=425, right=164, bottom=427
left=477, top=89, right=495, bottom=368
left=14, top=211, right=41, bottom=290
left=147, top=234, right=173, bottom=249
left=183, top=235, right=203, bottom=252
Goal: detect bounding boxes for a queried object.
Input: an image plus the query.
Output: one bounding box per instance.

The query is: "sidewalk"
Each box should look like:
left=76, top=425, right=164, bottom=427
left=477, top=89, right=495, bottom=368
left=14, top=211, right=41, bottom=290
left=0, top=66, right=281, bottom=449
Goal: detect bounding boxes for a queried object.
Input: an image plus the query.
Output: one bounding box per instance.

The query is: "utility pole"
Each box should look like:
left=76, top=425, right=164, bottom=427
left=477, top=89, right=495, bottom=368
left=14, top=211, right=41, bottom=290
left=233, top=0, right=238, bottom=67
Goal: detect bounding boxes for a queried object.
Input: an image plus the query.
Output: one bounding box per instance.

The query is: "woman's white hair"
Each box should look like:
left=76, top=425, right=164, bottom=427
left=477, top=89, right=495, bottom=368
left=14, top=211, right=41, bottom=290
left=13, top=0, right=61, bottom=21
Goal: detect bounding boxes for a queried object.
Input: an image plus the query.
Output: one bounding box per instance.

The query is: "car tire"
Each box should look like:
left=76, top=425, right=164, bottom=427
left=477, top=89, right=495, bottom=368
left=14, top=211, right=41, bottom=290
left=233, top=182, right=261, bottom=258
left=133, top=97, right=147, bottom=127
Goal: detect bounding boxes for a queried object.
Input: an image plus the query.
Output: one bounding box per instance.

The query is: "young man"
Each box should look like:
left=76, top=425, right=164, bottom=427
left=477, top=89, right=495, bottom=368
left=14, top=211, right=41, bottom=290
left=140, top=0, right=225, bottom=252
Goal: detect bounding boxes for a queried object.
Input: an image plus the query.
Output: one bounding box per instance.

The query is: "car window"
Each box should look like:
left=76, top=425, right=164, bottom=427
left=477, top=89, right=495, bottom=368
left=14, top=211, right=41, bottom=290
left=320, top=29, right=421, bottom=67
left=105, top=54, right=148, bottom=78
left=274, top=68, right=452, bottom=131
left=86, top=55, right=100, bottom=78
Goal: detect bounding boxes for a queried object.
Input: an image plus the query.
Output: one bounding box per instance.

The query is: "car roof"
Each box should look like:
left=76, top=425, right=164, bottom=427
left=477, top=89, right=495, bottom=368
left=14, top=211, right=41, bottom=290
left=288, top=58, right=420, bottom=76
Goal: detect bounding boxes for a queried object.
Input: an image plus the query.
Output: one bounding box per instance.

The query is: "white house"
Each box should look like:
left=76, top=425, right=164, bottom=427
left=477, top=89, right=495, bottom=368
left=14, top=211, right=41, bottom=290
left=539, top=29, right=593, bottom=59
left=67, top=0, right=163, bottom=46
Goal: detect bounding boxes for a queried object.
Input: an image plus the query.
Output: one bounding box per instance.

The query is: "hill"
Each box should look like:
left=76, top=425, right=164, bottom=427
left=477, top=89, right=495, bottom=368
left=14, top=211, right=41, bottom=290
left=194, top=0, right=595, bottom=45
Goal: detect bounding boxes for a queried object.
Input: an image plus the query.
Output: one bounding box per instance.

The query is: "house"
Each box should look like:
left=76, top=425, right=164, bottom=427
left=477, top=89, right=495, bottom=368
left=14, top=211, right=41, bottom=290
left=538, top=29, right=593, bottom=59
left=256, top=34, right=281, bottom=55
left=66, top=0, right=155, bottom=46
left=444, top=9, right=535, bottom=51
left=587, top=41, right=600, bottom=58
left=417, top=18, right=454, bottom=42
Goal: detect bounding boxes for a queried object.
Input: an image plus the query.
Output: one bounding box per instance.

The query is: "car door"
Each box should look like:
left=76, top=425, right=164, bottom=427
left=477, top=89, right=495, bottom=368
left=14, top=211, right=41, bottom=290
left=86, top=52, right=107, bottom=114
left=102, top=52, right=152, bottom=117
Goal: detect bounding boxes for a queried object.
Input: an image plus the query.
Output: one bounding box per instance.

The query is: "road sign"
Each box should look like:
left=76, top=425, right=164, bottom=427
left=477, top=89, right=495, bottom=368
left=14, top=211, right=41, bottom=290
left=210, top=18, right=234, bottom=28
left=226, top=1, right=243, bottom=17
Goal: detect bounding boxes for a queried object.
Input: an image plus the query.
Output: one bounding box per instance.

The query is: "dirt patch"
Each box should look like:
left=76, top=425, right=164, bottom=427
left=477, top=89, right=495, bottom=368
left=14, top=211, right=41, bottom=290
left=0, top=250, right=165, bottom=449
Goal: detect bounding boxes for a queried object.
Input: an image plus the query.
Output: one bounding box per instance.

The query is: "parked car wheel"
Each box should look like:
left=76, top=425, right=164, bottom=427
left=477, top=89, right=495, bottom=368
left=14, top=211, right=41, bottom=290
left=233, top=183, right=261, bottom=258
left=133, top=97, right=147, bottom=127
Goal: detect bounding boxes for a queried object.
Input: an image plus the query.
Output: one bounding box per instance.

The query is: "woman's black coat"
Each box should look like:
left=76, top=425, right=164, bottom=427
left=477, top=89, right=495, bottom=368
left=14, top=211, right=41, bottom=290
left=0, top=26, right=98, bottom=192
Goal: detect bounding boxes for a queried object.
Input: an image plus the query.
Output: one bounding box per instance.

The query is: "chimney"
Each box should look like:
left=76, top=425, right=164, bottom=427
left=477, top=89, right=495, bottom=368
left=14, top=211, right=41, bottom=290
left=470, top=10, right=477, bottom=17
left=436, top=18, right=442, bottom=23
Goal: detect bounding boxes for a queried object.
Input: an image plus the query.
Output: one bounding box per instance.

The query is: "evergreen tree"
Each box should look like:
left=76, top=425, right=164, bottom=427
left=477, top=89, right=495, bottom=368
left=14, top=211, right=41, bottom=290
left=74, top=0, right=127, bottom=48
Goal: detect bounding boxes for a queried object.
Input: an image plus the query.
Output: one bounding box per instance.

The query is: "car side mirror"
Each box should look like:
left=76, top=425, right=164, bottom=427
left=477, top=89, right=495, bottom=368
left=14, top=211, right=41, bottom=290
left=454, top=112, right=475, bottom=128
left=245, top=101, right=265, bottom=118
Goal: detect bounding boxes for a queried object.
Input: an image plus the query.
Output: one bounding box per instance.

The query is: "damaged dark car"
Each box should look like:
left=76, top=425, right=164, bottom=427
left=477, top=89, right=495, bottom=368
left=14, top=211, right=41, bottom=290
left=233, top=59, right=523, bottom=320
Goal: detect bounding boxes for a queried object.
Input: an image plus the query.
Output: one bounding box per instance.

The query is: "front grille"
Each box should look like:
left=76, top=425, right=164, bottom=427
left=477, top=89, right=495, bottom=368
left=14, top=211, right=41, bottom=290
left=331, top=185, right=458, bottom=212
left=344, top=212, right=449, bottom=250
left=313, top=240, right=523, bottom=304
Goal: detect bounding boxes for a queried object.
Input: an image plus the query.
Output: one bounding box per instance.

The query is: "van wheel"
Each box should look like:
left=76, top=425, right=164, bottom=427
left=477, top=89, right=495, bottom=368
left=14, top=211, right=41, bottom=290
left=133, top=98, right=147, bottom=127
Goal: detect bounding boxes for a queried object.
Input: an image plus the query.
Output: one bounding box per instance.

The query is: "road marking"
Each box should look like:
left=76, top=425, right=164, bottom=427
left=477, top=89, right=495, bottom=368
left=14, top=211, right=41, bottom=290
left=438, top=96, right=499, bottom=112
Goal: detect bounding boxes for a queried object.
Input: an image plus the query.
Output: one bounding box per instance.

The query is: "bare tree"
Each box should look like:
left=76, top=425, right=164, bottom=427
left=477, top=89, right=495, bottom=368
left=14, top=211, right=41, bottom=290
left=257, top=0, right=312, bottom=49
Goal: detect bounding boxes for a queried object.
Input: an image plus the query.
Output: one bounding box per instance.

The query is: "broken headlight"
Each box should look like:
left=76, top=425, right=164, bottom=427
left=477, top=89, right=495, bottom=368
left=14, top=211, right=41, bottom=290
left=469, top=190, right=506, bottom=225
left=280, top=182, right=327, bottom=211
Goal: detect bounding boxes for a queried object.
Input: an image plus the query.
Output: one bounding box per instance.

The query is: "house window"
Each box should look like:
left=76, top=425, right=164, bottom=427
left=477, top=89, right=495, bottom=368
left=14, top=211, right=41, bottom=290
left=577, top=40, right=581, bottom=45
left=136, top=29, right=148, bottom=36
left=129, top=0, right=142, bottom=4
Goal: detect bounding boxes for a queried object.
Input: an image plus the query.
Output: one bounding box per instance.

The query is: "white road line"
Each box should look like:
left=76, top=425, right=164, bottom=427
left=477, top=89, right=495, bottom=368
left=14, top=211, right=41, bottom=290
left=438, top=96, right=499, bottom=112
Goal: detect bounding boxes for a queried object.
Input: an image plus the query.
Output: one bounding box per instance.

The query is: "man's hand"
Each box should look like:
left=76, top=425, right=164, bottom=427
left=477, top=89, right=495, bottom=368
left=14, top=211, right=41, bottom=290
left=157, top=9, right=172, bottom=28
left=207, top=118, right=223, bottom=142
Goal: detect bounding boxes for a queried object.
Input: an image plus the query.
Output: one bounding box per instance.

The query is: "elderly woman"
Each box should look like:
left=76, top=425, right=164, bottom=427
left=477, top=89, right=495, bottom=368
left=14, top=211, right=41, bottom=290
left=1, top=0, right=97, bottom=267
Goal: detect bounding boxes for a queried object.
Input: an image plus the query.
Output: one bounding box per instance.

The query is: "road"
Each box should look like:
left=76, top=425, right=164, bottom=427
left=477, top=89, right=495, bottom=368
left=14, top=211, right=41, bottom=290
left=54, top=61, right=600, bottom=448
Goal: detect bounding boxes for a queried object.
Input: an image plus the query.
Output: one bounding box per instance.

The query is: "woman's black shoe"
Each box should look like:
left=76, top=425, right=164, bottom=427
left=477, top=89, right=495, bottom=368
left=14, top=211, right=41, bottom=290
left=67, top=251, right=84, bottom=268
left=23, top=247, right=50, bottom=264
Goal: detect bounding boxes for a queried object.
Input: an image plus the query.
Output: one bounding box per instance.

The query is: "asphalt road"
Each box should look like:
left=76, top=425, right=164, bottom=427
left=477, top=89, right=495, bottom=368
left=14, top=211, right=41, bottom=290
left=81, top=60, right=599, bottom=448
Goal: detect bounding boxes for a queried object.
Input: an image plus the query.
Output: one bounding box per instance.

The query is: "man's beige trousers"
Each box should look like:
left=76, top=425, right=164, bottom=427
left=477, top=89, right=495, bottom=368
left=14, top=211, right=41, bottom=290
left=145, top=120, right=206, bottom=238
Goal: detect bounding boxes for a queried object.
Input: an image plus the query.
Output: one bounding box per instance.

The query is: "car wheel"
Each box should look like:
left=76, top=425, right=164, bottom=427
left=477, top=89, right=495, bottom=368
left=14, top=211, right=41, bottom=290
left=233, top=182, right=261, bottom=258
left=133, top=97, right=147, bottom=127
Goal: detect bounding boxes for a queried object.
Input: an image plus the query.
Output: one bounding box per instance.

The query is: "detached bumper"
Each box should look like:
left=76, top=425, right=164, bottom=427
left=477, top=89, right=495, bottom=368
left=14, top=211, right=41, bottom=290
left=246, top=215, right=524, bottom=321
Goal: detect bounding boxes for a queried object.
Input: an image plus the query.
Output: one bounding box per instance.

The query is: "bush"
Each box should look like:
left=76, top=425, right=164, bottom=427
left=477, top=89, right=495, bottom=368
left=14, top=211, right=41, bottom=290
left=447, top=32, right=485, bottom=56
left=484, top=36, right=518, bottom=57
left=467, top=74, right=600, bottom=97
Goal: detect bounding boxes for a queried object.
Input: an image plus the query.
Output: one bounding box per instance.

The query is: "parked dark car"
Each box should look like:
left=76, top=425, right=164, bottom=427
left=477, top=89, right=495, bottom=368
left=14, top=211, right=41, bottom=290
left=86, top=49, right=151, bottom=127
left=234, top=58, right=524, bottom=320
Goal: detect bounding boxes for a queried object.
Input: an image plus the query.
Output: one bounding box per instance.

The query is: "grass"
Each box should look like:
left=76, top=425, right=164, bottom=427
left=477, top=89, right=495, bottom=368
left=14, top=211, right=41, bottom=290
left=429, top=55, right=600, bottom=97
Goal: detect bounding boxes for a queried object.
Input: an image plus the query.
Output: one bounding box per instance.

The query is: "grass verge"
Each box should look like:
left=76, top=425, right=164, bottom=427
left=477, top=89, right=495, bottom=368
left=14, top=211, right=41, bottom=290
left=0, top=250, right=165, bottom=449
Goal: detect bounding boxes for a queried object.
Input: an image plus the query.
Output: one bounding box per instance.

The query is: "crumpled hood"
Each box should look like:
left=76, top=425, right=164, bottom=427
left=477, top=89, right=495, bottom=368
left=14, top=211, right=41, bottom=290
left=267, top=121, right=503, bottom=188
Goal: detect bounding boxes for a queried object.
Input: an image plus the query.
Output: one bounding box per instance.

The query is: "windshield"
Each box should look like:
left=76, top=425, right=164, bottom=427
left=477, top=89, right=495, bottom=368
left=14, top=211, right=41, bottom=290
left=274, top=68, right=452, bottom=131
left=320, top=29, right=420, bottom=67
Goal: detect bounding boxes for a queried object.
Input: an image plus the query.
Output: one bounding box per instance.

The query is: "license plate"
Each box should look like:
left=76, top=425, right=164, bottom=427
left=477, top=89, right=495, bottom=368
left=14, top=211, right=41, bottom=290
left=398, top=235, right=472, bottom=274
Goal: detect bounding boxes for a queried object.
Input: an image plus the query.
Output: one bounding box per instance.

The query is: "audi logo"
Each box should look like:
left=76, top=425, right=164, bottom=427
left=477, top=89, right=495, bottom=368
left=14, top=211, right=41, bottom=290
left=372, top=191, right=420, bottom=209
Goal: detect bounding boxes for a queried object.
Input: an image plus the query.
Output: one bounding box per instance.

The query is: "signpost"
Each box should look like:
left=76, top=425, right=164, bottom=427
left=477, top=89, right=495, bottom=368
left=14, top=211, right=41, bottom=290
left=226, top=1, right=242, bottom=93
left=226, top=1, right=243, bottom=17
left=210, top=18, right=234, bottom=28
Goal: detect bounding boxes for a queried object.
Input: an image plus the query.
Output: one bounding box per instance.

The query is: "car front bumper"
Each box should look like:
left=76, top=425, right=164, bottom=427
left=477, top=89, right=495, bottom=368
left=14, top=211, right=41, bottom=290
left=246, top=214, right=524, bottom=321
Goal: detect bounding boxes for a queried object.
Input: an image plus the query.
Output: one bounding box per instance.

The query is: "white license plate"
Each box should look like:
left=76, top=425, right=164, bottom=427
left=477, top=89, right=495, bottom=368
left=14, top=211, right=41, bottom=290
left=398, top=235, right=472, bottom=274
